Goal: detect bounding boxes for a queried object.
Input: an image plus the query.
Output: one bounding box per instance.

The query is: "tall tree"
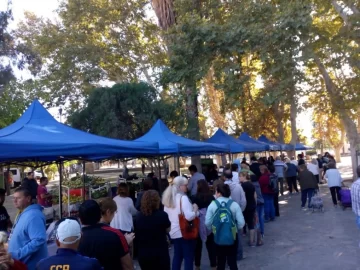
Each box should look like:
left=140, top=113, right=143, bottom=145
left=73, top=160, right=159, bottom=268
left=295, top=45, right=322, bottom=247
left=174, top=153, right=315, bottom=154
left=16, top=0, right=166, bottom=107
left=68, top=82, right=183, bottom=140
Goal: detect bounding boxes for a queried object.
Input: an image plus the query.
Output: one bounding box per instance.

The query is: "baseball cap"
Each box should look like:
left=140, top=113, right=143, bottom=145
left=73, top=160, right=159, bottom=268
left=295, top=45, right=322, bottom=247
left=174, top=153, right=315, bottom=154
left=56, top=219, right=81, bottom=244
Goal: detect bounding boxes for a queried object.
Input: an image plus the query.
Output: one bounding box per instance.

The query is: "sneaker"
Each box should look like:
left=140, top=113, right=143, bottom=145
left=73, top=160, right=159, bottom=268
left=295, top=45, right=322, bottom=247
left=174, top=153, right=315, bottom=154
left=301, top=207, right=306, bottom=210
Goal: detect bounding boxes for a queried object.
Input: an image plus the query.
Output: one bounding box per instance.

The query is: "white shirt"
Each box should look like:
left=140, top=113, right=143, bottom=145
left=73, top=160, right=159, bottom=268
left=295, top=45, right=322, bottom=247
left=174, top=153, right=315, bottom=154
left=232, top=171, right=239, bottom=182
left=325, top=169, right=343, bottom=187
left=290, top=160, right=298, bottom=166
left=110, top=196, right=138, bottom=232
left=307, top=163, right=319, bottom=176
left=164, top=193, right=196, bottom=239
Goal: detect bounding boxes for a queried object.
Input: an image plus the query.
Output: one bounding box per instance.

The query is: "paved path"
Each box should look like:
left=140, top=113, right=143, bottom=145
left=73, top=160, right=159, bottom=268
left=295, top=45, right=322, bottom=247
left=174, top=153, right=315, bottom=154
left=169, top=185, right=359, bottom=270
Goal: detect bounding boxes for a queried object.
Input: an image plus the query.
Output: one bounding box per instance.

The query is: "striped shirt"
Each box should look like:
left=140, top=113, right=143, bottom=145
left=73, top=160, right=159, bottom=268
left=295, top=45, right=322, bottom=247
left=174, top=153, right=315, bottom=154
left=351, top=179, right=360, bottom=216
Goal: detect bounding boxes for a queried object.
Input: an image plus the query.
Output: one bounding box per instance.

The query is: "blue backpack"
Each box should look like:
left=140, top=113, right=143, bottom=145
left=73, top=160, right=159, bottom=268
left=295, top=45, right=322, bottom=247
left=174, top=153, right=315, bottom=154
left=211, top=199, right=237, bottom=245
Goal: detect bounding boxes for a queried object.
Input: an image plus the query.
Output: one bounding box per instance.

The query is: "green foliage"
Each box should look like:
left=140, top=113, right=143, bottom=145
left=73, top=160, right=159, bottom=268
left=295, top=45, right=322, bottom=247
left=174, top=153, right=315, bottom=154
left=68, top=82, right=184, bottom=139
left=15, top=0, right=167, bottom=107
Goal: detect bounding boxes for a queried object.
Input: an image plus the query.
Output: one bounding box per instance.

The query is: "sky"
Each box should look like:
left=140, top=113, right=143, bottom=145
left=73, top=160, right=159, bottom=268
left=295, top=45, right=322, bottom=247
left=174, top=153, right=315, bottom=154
left=5, top=0, right=313, bottom=142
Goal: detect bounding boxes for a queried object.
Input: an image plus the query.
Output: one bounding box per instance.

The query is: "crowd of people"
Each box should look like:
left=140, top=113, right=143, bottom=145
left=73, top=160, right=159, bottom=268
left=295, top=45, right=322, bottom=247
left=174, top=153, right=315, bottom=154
left=0, top=151, right=350, bottom=270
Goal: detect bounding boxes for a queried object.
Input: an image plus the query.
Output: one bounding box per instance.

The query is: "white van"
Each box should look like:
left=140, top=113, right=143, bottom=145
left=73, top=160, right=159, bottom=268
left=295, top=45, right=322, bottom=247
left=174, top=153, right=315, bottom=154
left=3, top=168, right=21, bottom=188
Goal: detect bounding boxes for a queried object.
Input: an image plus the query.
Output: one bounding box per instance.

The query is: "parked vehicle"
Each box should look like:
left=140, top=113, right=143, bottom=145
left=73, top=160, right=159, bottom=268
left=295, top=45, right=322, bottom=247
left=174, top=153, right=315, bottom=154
left=3, top=168, right=21, bottom=188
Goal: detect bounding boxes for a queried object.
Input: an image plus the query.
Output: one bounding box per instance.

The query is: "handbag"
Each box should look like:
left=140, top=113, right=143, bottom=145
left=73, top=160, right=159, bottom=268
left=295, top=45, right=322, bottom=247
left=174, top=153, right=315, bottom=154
left=178, top=196, right=199, bottom=240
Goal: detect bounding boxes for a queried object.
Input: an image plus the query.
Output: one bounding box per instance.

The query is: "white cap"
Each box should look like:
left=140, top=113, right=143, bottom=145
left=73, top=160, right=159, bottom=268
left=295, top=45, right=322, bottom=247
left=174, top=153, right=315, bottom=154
left=56, top=219, right=81, bottom=244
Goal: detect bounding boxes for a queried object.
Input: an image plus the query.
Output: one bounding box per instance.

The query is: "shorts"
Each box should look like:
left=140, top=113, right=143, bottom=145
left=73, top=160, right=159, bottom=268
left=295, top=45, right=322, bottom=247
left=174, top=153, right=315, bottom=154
left=243, top=208, right=256, bottom=230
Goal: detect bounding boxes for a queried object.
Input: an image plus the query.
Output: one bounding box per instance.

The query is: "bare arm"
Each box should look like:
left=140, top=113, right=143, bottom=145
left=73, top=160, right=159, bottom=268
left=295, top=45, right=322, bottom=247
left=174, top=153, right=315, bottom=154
left=120, top=253, right=134, bottom=270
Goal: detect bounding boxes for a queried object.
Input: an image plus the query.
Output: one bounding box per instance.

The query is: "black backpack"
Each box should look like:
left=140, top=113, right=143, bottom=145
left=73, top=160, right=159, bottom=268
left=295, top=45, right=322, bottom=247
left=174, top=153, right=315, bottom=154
left=269, top=173, right=279, bottom=193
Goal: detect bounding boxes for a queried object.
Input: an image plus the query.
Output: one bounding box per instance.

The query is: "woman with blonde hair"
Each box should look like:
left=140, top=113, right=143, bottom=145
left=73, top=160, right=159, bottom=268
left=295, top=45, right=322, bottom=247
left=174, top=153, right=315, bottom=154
left=162, top=176, right=198, bottom=270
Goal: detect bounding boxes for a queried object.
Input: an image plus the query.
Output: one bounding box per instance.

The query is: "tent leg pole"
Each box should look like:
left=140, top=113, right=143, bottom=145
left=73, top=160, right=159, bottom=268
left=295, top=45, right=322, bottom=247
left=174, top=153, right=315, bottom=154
left=157, top=157, right=162, bottom=192
left=59, top=161, right=64, bottom=219
left=82, top=161, right=86, bottom=202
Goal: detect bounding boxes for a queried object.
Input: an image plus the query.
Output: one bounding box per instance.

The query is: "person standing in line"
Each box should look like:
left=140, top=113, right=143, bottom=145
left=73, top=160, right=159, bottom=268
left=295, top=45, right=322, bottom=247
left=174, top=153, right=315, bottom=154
left=351, top=166, right=360, bottom=232
left=205, top=184, right=245, bottom=270
left=249, top=157, right=261, bottom=179
left=78, top=200, right=133, bottom=270
left=8, top=187, right=48, bottom=270
left=298, top=165, right=318, bottom=209
left=324, top=162, right=343, bottom=207
left=273, top=157, right=287, bottom=196
left=22, top=172, right=38, bottom=204
left=258, top=166, right=275, bottom=222
left=0, top=189, right=12, bottom=232
left=141, top=163, right=146, bottom=176
left=37, top=218, right=103, bottom=270
left=169, top=171, right=179, bottom=185
left=135, top=190, right=171, bottom=270
left=191, top=180, right=217, bottom=270
left=162, top=176, right=198, bottom=270
left=135, top=178, right=153, bottom=211
left=285, top=159, right=299, bottom=194
left=250, top=174, right=264, bottom=243
left=37, top=177, right=52, bottom=208
left=110, top=183, right=138, bottom=235
left=0, top=244, right=27, bottom=270
left=187, top=165, right=206, bottom=196
left=99, top=198, right=135, bottom=246
left=290, top=156, right=298, bottom=166
left=307, top=159, right=320, bottom=184
left=223, top=169, right=246, bottom=261
left=239, top=172, right=257, bottom=247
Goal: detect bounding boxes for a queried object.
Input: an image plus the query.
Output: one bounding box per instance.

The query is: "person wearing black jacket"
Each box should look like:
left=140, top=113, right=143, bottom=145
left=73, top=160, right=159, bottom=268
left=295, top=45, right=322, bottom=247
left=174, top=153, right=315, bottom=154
left=191, top=180, right=216, bottom=270
left=250, top=157, right=261, bottom=179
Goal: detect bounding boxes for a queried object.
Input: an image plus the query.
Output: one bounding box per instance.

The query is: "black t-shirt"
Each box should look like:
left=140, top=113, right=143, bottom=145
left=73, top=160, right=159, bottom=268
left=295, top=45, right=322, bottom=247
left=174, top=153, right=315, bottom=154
left=241, top=182, right=256, bottom=210
left=0, top=206, right=9, bottom=232
left=134, top=210, right=170, bottom=258
left=190, top=194, right=214, bottom=209
left=250, top=163, right=261, bottom=178
left=79, top=223, right=129, bottom=270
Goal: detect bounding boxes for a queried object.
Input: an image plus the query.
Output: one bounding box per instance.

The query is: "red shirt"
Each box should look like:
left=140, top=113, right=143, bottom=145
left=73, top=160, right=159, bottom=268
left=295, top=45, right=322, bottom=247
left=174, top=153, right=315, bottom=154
left=258, top=173, right=274, bottom=194
left=37, top=185, right=52, bottom=207
left=12, top=260, right=27, bottom=270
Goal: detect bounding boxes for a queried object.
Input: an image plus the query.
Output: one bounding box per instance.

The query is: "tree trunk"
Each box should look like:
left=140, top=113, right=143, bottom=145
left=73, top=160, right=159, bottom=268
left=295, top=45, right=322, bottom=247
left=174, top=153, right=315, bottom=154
left=273, top=102, right=285, bottom=143
left=185, top=83, right=202, bottom=172
left=334, top=146, right=342, bottom=163
left=289, top=89, right=298, bottom=157
left=5, top=165, right=10, bottom=196
left=314, top=55, right=360, bottom=179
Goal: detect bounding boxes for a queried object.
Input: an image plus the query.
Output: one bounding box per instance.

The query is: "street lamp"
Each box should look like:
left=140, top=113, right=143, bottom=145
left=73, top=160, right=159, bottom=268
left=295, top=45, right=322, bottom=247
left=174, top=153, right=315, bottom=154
left=59, top=108, right=63, bottom=123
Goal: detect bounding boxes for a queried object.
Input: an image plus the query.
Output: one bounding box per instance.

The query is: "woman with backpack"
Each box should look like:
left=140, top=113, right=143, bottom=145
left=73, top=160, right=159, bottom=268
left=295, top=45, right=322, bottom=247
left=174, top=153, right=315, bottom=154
left=259, top=165, right=276, bottom=222
left=205, top=183, right=245, bottom=270
left=191, top=180, right=216, bottom=270
left=162, top=176, right=198, bottom=270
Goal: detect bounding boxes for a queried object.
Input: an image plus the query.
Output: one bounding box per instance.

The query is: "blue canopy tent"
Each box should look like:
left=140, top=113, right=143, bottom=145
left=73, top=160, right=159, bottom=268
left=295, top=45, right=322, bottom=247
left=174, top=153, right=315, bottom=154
left=238, top=132, right=276, bottom=151
left=134, top=120, right=229, bottom=155
left=206, top=129, right=266, bottom=153
left=258, top=135, right=294, bottom=151
left=0, top=100, right=159, bottom=162
left=295, top=143, right=313, bottom=151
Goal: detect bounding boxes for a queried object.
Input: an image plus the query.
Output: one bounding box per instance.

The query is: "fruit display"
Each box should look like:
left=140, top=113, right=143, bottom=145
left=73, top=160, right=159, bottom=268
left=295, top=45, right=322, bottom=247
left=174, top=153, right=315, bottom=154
left=63, top=175, right=107, bottom=189
left=91, top=185, right=108, bottom=199
left=62, top=194, right=83, bottom=204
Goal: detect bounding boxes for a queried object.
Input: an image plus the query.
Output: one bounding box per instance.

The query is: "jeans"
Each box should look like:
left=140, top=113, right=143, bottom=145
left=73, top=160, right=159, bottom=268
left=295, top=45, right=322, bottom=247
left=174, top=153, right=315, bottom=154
left=278, top=177, right=284, bottom=195
left=301, top=188, right=315, bottom=207
left=216, top=235, right=238, bottom=270
left=329, top=186, right=341, bottom=205
left=287, top=176, right=299, bottom=193
left=257, top=204, right=265, bottom=235
left=237, top=229, right=243, bottom=260
left=263, top=194, right=275, bottom=221
left=356, top=216, right=360, bottom=229
left=172, top=238, right=196, bottom=270
left=194, top=234, right=216, bottom=267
